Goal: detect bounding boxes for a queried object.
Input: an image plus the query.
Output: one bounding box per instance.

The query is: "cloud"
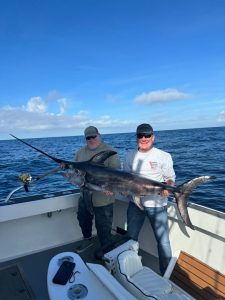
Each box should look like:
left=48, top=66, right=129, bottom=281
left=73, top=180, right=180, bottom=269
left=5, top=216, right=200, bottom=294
left=25, top=97, right=47, bottom=113
left=0, top=97, right=136, bottom=138
left=134, top=88, right=191, bottom=104
left=217, top=110, right=225, bottom=122
left=57, top=98, right=68, bottom=115
left=23, top=94, right=70, bottom=116
left=47, top=90, right=62, bottom=101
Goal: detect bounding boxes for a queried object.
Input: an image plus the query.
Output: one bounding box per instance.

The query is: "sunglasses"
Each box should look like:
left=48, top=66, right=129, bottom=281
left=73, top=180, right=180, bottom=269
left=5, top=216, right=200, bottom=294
left=137, top=133, right=152, bottom=139
left=86, top=135, right=97, bottom=141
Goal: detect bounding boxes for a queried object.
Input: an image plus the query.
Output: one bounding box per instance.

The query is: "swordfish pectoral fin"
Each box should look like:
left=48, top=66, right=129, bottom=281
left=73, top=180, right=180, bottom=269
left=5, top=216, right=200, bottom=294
left=173, top=175, right=216, bottom=230
left=85, top=182, right=104, bottom=192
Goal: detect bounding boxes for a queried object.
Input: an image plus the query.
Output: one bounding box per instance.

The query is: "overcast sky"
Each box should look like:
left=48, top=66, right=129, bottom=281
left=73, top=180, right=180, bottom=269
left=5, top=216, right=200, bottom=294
left=0, top=0, right=225, bottom=140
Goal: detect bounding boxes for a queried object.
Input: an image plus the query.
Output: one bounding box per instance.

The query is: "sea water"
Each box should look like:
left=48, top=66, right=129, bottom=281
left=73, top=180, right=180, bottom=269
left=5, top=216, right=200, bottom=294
left=1, top=126, right=225, bottom=212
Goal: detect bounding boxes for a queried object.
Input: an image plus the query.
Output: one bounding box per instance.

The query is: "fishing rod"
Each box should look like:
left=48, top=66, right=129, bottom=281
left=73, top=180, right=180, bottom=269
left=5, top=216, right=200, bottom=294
left=3, top=166, right=61, bottom=203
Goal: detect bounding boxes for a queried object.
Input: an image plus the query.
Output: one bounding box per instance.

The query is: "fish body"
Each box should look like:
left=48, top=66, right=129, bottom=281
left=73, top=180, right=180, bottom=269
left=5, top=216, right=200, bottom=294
left=10, top=134, right=216, bottom=229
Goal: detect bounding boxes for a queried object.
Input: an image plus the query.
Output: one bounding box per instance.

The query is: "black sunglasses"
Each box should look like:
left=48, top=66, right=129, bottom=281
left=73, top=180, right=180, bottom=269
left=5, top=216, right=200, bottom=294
left=86, top=135, right=97, bottom=141
left=137, top=133, right=152, bottom=139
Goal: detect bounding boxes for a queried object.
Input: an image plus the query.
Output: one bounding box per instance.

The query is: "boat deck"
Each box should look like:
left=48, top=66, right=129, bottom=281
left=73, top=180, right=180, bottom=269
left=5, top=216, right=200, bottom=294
left=0, top=234, right=159, bottom=300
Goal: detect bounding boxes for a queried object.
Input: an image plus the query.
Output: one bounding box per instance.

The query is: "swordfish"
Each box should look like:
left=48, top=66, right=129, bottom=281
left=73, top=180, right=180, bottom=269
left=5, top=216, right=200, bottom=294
left=10, top=134, right=216, bottom=229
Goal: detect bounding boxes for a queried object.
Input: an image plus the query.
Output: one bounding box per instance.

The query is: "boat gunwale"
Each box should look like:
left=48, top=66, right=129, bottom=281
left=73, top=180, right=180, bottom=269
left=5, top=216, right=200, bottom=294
left=1, top=189, right=224, bottom=220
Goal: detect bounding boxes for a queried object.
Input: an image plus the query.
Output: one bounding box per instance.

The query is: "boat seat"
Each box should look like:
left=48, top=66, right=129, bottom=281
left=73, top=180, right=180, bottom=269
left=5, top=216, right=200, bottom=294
left=116, top=250, right=174, bottom=299
left=117, top=250, right=194, bottom=299
left=103, top=239, right=139, bottom=274
left=104, top=240, right=192, bottom=299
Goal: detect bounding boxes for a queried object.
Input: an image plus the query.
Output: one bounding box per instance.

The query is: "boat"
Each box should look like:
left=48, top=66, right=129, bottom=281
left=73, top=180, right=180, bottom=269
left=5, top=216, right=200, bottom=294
left=0, top=188, right=225, bottom=299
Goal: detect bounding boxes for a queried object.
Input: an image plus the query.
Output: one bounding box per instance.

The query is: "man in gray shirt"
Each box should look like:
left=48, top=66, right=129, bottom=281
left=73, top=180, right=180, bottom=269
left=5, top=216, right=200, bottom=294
left=75, top=126, right=121, bottom=259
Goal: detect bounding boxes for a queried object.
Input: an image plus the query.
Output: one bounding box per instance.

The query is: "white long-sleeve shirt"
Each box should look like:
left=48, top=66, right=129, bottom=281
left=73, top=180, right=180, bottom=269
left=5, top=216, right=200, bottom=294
left=124, top=147, right=176, bottom=207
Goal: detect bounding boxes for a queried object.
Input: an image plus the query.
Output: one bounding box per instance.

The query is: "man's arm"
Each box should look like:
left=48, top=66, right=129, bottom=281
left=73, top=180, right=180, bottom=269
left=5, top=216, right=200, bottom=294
left=161, top=153, right=175, bottom=196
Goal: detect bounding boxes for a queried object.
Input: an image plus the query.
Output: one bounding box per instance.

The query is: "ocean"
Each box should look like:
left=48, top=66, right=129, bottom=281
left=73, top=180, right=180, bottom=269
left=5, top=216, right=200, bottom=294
left=1, top=126, right=225, bottom=213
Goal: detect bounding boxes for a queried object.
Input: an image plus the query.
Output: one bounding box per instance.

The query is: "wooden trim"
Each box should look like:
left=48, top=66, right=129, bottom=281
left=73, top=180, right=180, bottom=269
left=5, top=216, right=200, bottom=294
left=170, top=251, right=225, bottom=300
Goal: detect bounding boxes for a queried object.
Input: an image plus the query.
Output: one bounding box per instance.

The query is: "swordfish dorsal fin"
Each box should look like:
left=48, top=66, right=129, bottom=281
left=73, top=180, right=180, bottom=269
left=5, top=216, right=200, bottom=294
left=88, top=150, right=117, bottom=164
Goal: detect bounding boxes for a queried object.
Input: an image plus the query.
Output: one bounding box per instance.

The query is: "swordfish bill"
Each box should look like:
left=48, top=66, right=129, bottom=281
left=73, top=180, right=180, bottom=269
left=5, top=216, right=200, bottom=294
left=10, top=134, right=216, bottom=229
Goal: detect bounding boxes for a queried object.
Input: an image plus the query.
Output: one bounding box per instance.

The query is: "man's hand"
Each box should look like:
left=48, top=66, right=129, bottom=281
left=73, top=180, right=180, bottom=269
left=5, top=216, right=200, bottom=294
left=161, top=189, right=170, bottom=197
left=60, top=162, right=68, bottom=170
left=104, top=191, right=113, bottom=196
left=160, top=179, right=174, bottom=197
left=121, top=191, right=129, bottom=196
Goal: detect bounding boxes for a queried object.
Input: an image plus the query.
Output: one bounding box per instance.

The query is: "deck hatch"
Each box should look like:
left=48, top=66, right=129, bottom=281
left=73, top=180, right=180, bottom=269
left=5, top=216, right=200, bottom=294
left=0, top=264, right=35, bottom=300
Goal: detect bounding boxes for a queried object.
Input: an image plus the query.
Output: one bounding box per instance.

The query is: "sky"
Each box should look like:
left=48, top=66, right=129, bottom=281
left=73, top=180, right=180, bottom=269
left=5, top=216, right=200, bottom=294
left=0, top=0, right=225, bottom=140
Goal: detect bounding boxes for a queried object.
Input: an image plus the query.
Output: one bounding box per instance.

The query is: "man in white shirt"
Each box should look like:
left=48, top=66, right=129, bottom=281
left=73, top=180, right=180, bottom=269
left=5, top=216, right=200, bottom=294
left=124, top=123, right=175, bottom=275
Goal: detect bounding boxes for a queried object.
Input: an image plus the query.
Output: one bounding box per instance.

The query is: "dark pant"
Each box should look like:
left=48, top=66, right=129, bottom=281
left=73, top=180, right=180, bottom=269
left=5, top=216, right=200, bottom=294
left=77, top=196, right=113, bottom=253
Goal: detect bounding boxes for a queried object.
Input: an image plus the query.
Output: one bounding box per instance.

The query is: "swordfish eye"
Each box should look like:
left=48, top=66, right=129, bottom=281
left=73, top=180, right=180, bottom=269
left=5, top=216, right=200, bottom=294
left=73, top=169, right=80, bottom=175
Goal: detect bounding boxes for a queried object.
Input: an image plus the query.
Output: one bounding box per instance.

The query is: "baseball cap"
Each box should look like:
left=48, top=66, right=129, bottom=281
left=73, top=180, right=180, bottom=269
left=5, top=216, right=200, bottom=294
left=136, top=123, right=153, bottom=135
left=84, top=126, right=99, bottom=138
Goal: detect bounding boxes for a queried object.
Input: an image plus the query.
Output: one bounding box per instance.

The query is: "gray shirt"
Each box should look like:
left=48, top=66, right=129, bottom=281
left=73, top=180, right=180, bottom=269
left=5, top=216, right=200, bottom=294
left=75, top=142, right=121, bottom=207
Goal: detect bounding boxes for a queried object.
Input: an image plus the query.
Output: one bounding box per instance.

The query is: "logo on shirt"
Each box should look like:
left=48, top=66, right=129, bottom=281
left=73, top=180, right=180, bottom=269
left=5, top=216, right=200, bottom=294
left=149, top=161, right=158, bottom=169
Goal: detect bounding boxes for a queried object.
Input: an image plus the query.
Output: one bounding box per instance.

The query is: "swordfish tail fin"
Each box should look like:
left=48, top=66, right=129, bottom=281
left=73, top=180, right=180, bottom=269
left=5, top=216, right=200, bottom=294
left=173, top=176, right=216, bottom=230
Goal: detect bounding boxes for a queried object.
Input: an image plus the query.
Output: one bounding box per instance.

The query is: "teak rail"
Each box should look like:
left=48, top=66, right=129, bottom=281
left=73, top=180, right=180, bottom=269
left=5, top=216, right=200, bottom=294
left=170, top=251, right=225, bottom=300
